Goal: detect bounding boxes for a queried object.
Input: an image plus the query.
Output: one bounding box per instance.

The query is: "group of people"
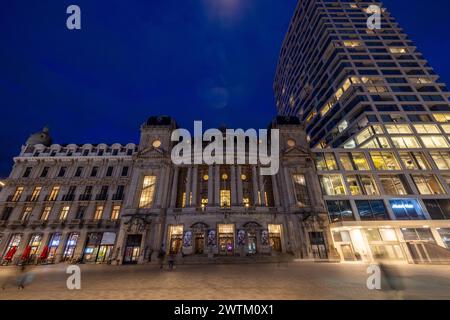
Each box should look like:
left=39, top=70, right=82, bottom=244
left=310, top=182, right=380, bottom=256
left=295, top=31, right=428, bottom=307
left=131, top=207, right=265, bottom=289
left=158, top=248, right=176, bottom=271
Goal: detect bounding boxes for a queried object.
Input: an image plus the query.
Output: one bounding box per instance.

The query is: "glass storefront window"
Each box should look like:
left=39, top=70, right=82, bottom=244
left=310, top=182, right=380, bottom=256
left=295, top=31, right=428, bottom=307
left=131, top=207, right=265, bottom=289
left=437, top=229, right=450, bottom=249
left=401, top=228, right=435, bottom=242
left=390, top=200, right=425, bottom=220
left=379, top=229, right=398, bottom=242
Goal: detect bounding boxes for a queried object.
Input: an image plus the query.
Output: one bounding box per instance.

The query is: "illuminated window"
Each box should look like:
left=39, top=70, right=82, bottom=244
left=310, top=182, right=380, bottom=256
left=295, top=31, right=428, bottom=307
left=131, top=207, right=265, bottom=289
left=391, top=136, right=421, bottom=149
left=292, top=174, right=311, bottom=207
left=111, top=205, right=121, bottom=220
left=59, top=206, right=70, bottom=220
left=441, top=124, right=450, bottom=134
left=370, top=152, right=401, bottom=170
left=30, top=187, right=42, bottom=202
left=152, top=139, right=161, bottom=148
left=320, top=78, right=353, bottom=117
left=433, top=114, right=450, bottom=123
left=337, top=120, right=349, bottom=133
left=139, top=176, right=157, bottom=208
left=21, top=207, right=33, bottom=221
left=40, top=206, right=52, bottom=221
left=385, top=124, right=412, bottom=134
left=243, top=198, right=250, bottom=208
left=409, top=77, right=432, bottom=84
left=12, top=187, right=24, bottom=202
left=412, top=175, right=445, bottom=195
left=379, top=175, right=411, bottom=195
left=361, top=137, right=391, bottom=149
left=94, top=205, right=104, bottom=220
left=339, top=152, right=370, bottom=171
left=414, top=124, right=441, bottom=134
left=399, top=152, right=430, bottom=170
left=343, top=40, right=362, bottom=48
left=430, top=151, right=450, bottom=170
left=220, top=190, right=231, bottom=208
left=420, top=136, right=450, bottom=148
left=49, top=186, right=60, bottom=201
left=320, top=175, right=347, bottom=196
left=346, top=175, right=379, bottom=196
left=356, top=126, right=384, bottom=145
left=316, top=153, right=339, bottom=171
left=389, top=47, right=407, bottom=54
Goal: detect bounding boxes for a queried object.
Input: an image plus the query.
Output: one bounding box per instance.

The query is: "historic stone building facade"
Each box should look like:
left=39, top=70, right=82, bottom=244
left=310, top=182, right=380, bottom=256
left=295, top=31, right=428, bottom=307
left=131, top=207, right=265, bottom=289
left=0, top=116, right=334, bottom=265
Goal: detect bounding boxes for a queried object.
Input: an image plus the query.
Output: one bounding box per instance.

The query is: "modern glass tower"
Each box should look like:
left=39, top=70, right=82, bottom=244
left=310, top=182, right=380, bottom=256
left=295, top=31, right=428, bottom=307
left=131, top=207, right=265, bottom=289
left=274, top=0, right=450, bottom=263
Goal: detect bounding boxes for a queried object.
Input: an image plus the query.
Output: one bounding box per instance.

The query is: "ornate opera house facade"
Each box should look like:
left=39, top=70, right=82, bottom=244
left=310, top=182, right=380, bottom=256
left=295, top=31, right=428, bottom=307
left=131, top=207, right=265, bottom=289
left=0, top=116, right=335, bottom=265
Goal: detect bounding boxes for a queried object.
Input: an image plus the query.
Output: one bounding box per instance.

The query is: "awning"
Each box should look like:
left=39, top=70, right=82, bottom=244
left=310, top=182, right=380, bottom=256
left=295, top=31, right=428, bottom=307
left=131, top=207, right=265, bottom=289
left=4, top=246, right=17, bottom=261
left=39, top=246, right=49, bottom=259
left=21, top=246, right=32, bottom=261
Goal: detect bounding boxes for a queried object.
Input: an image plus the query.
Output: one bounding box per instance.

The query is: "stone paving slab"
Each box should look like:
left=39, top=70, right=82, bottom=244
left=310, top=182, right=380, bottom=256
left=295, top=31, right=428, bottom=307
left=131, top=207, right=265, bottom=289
left=0, top=262, right=449, bottom=300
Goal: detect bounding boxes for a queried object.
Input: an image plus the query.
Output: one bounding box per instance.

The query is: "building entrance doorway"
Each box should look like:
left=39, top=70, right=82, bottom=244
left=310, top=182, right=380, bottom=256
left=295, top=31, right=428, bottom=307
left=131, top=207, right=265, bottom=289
left=218, top=224, right=234, bottom=256
left=194, top=233, right=204, bottom=254
left=340, top=244, right=356, bottom=261
left=268, top=224, right=282, bottom=252
left=123, top=234, right=142, bottom=264
left=247, top=232, right=257, bottom=254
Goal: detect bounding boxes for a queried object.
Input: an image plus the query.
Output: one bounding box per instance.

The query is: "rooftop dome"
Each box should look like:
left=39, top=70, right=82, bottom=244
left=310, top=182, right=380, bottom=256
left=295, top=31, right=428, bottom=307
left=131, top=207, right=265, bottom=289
left=25, top=127, right=53, bottom=147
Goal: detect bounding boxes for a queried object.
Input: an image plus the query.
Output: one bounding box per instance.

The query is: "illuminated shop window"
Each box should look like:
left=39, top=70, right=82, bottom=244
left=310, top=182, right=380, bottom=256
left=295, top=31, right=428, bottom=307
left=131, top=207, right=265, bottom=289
left=390, top=200, right=425, bottom=220
left=370, top=152, right=401, bottom=170
left=420, top=136, right=450, bottom=148
left=437, top=229, right=450, bottom=249
left=139, top=176, right=156, bottom=208
left=339, top=152, right=370, bottom=171
left=430, top=151, right=450, bottom=170
left=320, top=175, right=347, bottom=196
left=315, top=153, right=339, bottom=171
left=399, top=152, right=430, bottom=170
left=411, top=174, right=445, bottom=195
left=391, top=136, right=421, bottom=149
left=401, top=228, right=435, bottom=241
left=379, top=175, right=411, bottom=196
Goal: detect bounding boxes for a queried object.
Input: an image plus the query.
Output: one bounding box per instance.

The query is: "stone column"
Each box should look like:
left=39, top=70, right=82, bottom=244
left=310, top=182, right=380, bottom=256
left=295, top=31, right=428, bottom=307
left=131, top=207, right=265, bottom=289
left=252, top=166, right=259, bottom=206
left=185, top=166, right=192, bottom=207
left=214, top=165, right=220, bottom=206
left=191, top=166, right=198, bottom=207
left=271, top=174, right=281, bottom=207
left=208, top=166, right=214, bottom=206
left=259, top=169, right=266, bottom=206
left=230, top=165, right=237, bottom=206
left=170, top=167, right=179, bottom=208
left=236, top=166, right=244, bottom=205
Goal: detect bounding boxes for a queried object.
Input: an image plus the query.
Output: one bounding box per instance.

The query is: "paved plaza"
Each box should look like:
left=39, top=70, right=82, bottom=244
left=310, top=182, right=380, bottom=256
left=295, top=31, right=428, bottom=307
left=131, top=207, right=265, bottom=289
left=0, top=262, right=449, bottom=300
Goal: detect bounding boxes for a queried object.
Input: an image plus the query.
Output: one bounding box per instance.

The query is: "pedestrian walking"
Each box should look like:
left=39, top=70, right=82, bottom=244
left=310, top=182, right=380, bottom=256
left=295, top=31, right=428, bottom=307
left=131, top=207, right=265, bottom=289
left=168, top=254, right=175, bottom=270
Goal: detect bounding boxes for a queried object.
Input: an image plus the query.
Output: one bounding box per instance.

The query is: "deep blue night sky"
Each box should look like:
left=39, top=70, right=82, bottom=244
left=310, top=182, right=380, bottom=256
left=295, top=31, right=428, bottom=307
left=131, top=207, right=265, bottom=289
left=1, top=0, right=450, bottom=176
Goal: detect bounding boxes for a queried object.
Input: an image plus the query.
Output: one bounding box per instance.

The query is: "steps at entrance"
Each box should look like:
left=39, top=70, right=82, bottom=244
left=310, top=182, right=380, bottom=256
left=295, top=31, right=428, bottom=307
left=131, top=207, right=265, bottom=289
left=175, top=254, right=296, bottom=265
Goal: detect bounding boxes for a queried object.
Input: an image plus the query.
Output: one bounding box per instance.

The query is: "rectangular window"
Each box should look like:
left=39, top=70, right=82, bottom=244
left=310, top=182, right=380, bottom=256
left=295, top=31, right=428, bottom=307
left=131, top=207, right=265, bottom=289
left=292, top=174, right=311, bottom=207
left=326, top=200, right=354, bottom=223
left=58, top=167, right=67, bottom=178
left=23, top=167, right=32, bottom=178
left=391, top=136, right=421, bottom=149
left=220, top=190, right=231, bottom=208
left=385, top=124, right=412, bottom=134
left=316, top=153, right=339, bottom=171
left=411, top=174, right=445, bottom=195
left=423, top=199, right=450, bottom=220
left=414, top=124, right=441, bottom=134
left=320, top=174, right=347, bottom=196
left=346, top=175, right=379, bottom=196
left=21, top=207, right=33, bottom=221
left=30, top=187, right=42, bottom=201
left=390, top=200, right=425, bottom=220
left=74, top=167, right=83, bottom=177
left=40, top=167, right=49, bottom=178
left=379, top=175, right=411, bottom=195
left=106, top=166, right=114, bottom=177
left=339, top=152, right=370, bottom=171
left=437, top=229, right=450, bottom=249
left=111, top=205, right=121, bottom=220
left=49, top=186, right=60, bottom=201
left=59, top=206, right=70, bottom=220
left=94, top=205, right=104, bottom=220
left=399, top=152, right=430, bottom=170
left=91, top=167, right=99, bottom=177
left=121, top=166, right=129, bottom=177
left=40, top=206, right=52, bottom=221
left=430, top=151, right=450, bottom=170
left=370, top=152, right=401, bottom=170
left=12, top=187, right=24, bottom=202
left=420, top=136, right=450, bottom=148
left=355, top=200, right=389, bottom=221
left=139, top=176, right=157, bottom=208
